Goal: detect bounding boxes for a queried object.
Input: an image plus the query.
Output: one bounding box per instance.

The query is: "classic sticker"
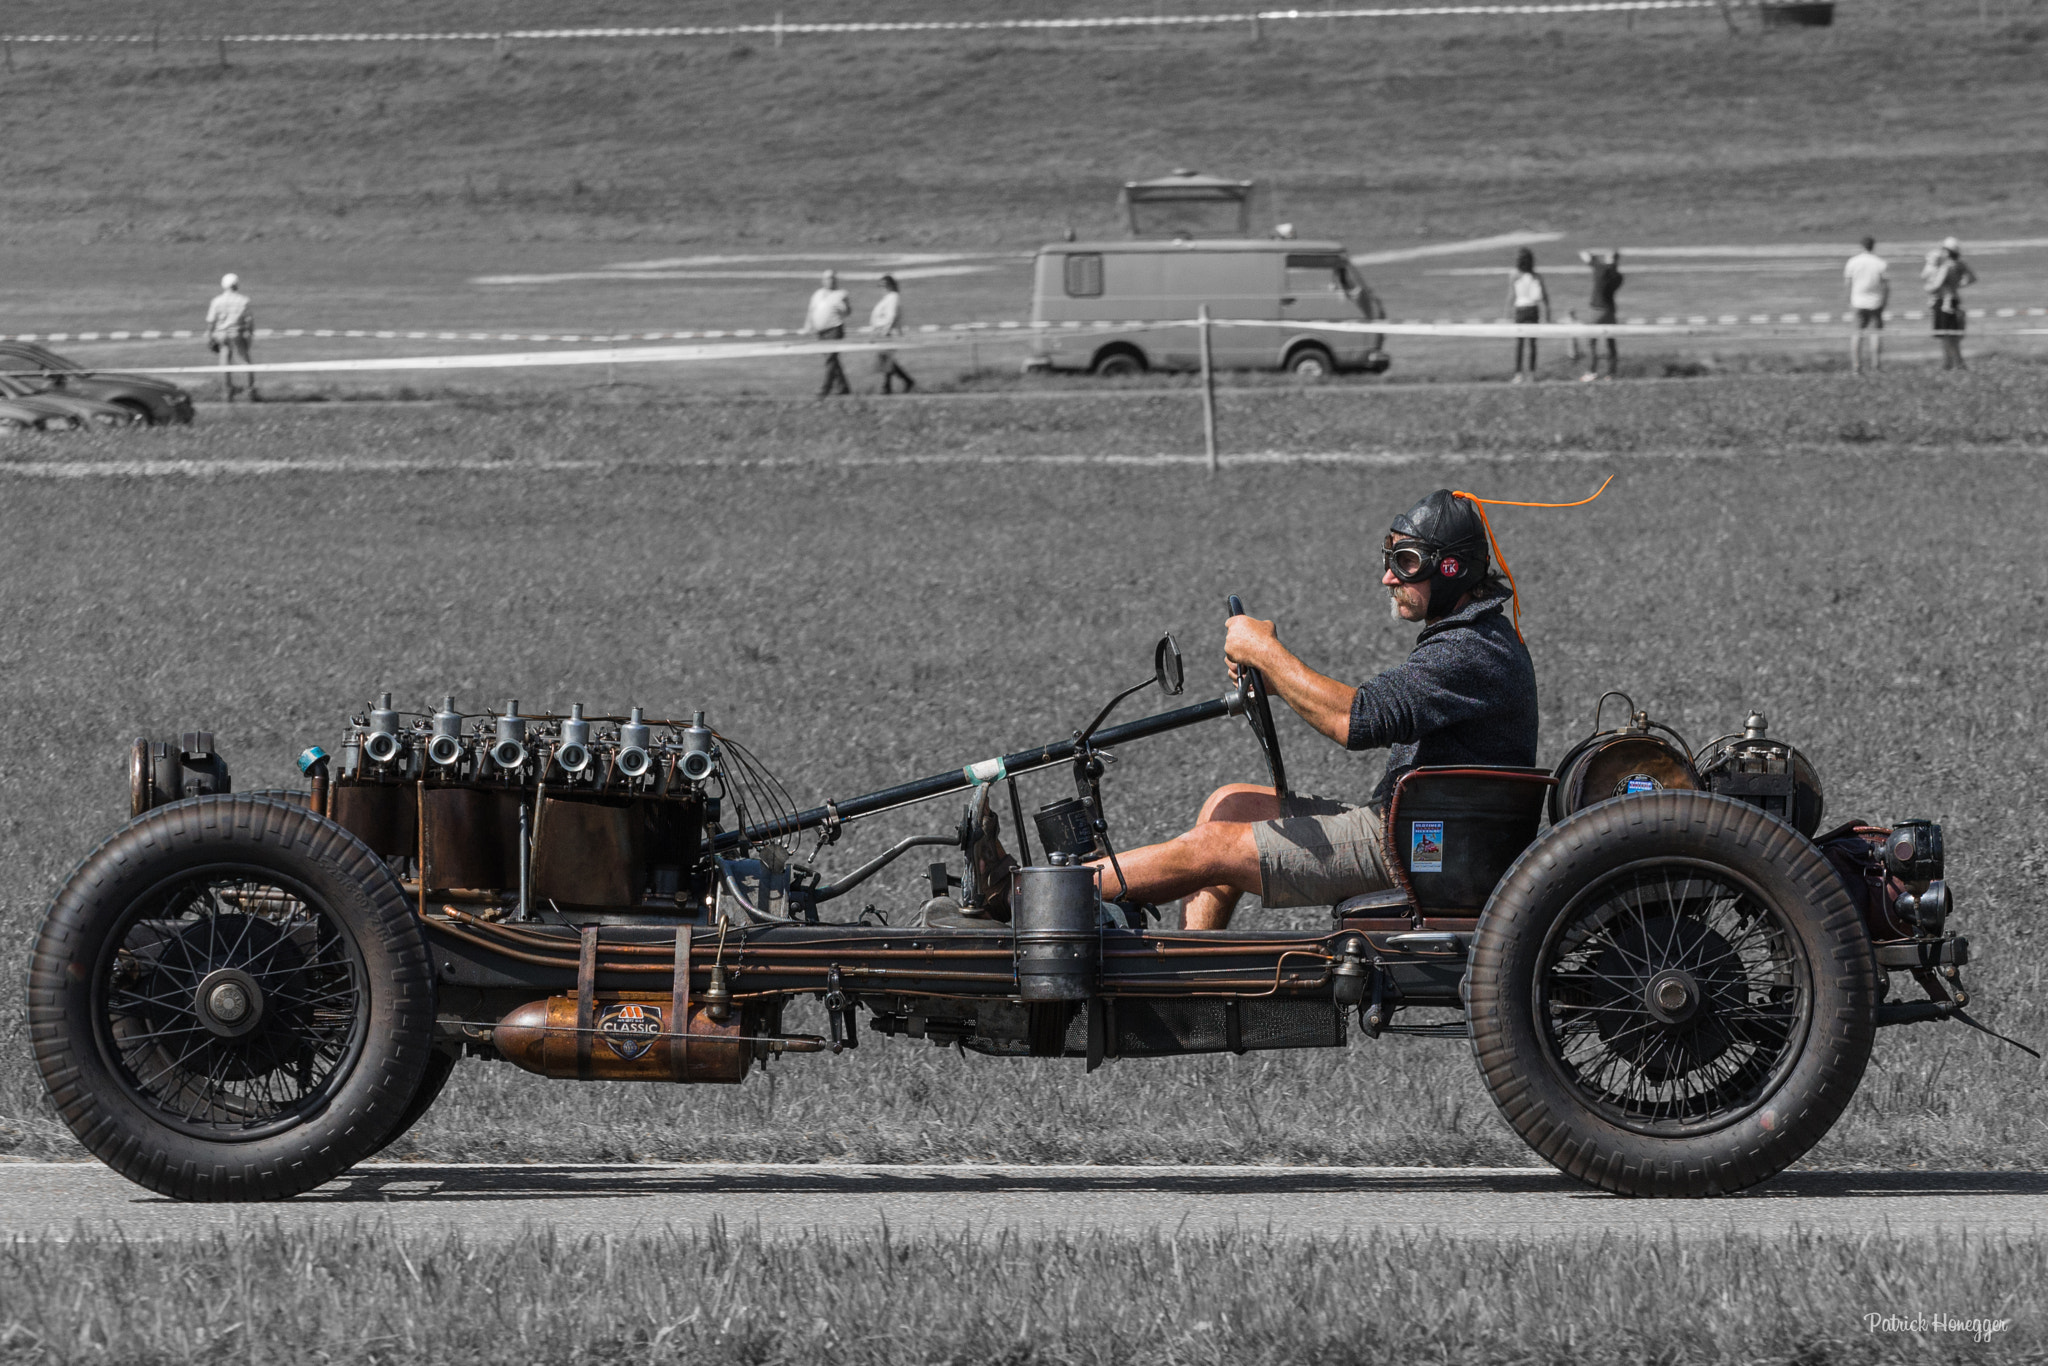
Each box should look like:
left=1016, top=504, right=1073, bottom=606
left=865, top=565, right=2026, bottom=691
left=597, top=1002, right=664, bottom=1060
left=1410, top=820, right=1445, bottom=873
left=1621, top=773, right=1662, bottom=795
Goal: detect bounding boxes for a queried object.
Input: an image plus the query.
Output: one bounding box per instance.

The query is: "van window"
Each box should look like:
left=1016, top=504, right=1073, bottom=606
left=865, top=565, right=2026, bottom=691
left=1285, top=254, right=1358, bottom=300
left=1064, top=253, right=1104, bottom=298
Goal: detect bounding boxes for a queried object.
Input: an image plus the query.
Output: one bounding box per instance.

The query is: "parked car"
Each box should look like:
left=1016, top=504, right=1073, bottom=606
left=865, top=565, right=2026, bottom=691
left=0, top=373, right=142, bottom=429
left=0, top=342, right=193, bottom=425
left=0, top=395, right=76, bottom=433
left=1025, top=237, right=1390, bottom=379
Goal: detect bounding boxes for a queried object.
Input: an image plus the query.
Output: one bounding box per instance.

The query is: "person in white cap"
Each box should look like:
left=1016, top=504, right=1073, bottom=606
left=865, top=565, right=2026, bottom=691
left=203, top=273, right=260, bottom=402
left=802, top=269, right=852, bottom=397
left=1924, top=237, right=1977, bottom=372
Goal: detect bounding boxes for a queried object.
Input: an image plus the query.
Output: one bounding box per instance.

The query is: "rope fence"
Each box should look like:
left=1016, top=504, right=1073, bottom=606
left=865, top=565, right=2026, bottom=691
left=2, top=2, right=1765, bottom=46
left=10, top=305, right=2044, bottom=347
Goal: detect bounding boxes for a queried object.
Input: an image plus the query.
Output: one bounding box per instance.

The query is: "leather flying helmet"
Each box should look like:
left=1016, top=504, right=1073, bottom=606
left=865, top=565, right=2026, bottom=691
left=1387, top=489, right=1490, bottom=619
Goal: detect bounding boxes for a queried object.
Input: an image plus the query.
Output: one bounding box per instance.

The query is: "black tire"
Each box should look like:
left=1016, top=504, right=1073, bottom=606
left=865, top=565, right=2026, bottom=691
left=1091, top=348, right=1146, bottom=378
left=28, top=794, right=435, bottom=1201
left=368, top=1048, right=458, bottom=1156
left=1286, top=345, right=1336, bottom=380
left=112, top=399, right=155, bottom=427
left=1468, top=792, right=1875, bottom=1197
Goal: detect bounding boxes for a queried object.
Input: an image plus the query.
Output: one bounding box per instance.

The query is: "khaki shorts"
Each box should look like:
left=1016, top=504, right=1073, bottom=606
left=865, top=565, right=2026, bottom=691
left=1252, top=794, right=1394, bottom=908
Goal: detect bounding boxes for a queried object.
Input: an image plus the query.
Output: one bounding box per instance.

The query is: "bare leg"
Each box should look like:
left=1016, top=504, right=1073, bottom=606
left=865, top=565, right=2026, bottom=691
left=1092, top=783, right=1278, bottom=930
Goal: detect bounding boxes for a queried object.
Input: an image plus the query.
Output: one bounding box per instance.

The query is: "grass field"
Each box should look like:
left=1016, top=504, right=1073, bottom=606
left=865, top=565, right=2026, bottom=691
left=2, top=378, right=2045, bottom=1172
left=0, top=1221, right=2037, bottom=1364
left=5, top=1, right=2044, bottom=251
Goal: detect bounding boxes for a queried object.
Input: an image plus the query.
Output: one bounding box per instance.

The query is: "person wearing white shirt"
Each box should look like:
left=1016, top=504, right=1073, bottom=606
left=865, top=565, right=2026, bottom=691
left=867, top=275, right=915, bottom=394
left=1503, top=248, right=1552, bottom=383
left=203, top=272, right=261, bottom=402
left=804, top=270, right=853, bottom=397
left=1843, top=237, right=1889, bottom=375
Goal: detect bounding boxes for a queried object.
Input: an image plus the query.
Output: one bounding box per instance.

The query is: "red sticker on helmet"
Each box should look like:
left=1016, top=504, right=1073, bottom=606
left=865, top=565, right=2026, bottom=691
left=1440, top=556, right=1461, bottom=577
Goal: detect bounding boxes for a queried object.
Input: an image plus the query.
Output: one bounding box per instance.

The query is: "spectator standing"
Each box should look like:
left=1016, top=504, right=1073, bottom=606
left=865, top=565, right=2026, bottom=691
left=1505, top=248, right=1551, bottom=382
left=804, top=269, right=852, bottom=397
left=867, top=275, right=916, bottom=394
left=204, top=273, right=260, bottom=402
left=1578, top=249, right=1624, bottom=381
left=1843, top=237, right=1889, bottom=374
left=1925, top=237, right=1977, bottom=372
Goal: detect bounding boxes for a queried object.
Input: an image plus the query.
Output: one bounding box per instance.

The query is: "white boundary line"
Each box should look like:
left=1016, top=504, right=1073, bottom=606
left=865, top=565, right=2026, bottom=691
left=5, top=3, right=1756, bottom=45
left=0, top=450, right=1742, bottom=479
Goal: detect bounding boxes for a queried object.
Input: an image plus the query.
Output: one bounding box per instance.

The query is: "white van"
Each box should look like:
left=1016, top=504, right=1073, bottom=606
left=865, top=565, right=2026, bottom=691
left=1025, top=238, right=1390, bottom=379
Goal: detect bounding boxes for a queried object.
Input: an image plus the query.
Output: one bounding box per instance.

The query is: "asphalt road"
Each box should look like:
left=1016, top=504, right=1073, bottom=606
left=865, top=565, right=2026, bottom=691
left=3, top=1162, right=2044, bottom=1242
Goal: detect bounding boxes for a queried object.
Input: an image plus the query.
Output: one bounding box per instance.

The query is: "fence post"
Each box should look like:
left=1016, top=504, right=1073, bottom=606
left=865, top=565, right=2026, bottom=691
left=775, top=10, right=785, bottom=48
left=1199, top=305, right=1218, bottom=473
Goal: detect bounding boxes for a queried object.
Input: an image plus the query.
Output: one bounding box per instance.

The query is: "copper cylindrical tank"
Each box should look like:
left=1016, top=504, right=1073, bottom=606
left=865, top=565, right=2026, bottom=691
left=492, top=994, right=750, bottom=1082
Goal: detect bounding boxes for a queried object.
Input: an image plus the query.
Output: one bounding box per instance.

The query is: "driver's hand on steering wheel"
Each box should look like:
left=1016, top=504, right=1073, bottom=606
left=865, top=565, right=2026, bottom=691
left=1224, top=614, right=1280, bottom=686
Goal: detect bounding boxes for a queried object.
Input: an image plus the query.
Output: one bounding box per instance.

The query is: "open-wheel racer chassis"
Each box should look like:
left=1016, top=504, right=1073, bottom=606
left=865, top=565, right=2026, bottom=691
left=28, top=607, right=1999, bottom=1202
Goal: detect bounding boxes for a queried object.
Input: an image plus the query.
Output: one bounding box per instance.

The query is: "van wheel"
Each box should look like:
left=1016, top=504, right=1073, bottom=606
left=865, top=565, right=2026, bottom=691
left=1092, top=349, right=1146, bottom=378
left=1287, top=346, right=1336, bottom=380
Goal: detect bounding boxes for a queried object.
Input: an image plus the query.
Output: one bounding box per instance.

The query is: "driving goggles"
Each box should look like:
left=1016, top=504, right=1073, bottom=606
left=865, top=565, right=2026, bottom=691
left=1382, top=539, right=1442, bottom=583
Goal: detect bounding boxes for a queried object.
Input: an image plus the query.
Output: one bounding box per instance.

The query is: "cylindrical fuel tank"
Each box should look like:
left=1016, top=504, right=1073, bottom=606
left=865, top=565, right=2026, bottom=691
left=493, top=994, right=750, bottom=1082
left=1012, top=863, right=1100, bottom=1001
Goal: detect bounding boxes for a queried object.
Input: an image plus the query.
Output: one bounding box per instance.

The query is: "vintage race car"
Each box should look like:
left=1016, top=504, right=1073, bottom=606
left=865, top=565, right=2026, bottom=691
left=27, top=603, right=2006, bottom=1202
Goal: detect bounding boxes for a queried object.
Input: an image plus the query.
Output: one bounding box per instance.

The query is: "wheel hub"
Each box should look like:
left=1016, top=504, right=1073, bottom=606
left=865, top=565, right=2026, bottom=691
left=1646, top=969, right=1702, bottom=1024
left=195, top=968, right=266, bottom=1038
left=1589, top=914, right=1743, bottom=1081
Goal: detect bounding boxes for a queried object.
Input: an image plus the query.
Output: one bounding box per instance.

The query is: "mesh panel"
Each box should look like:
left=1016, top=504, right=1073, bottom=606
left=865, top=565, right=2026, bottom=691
left=1106, top=998, right=1343, bottom=1058
left=1241, top=998, right=1346, bottom=1050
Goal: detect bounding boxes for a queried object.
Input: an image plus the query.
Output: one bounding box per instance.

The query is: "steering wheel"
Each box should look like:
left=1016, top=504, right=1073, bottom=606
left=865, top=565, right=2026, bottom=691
left=1226, top=595, right=1290, bottom=799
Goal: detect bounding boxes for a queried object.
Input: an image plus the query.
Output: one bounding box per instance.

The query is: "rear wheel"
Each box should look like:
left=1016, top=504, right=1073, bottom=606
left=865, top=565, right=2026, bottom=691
left=1286, top=345, right=1336, bottom=380
left=28, top=794, right=435, bottom=1201
left=1468, top=792, right=1875, bottom=1196
left=1091, top=348, right=1146, bottom=378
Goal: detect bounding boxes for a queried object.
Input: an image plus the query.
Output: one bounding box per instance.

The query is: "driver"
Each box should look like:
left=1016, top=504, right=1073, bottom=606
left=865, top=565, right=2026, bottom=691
left=969, top=488, right=1539, bottom=927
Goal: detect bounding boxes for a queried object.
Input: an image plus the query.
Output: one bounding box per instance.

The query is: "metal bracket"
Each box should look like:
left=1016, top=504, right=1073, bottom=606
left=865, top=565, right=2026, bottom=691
left=575, top=925, right=597, bottom=1080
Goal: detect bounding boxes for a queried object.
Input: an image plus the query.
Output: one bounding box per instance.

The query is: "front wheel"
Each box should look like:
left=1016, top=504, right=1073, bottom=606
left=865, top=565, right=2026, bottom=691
left=28, top=794, right=436, bottom=1201
left=1468, top=792, right=1875, bottom=1196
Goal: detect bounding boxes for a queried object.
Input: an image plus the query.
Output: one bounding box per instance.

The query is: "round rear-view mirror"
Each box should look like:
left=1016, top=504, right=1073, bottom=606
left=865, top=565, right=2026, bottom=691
left=1154, top=634, right=1185, bottom=696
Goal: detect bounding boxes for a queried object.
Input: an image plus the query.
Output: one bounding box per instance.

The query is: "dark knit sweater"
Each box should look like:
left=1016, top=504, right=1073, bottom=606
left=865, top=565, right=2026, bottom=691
left=1347, top=590, right=1540, bottom=808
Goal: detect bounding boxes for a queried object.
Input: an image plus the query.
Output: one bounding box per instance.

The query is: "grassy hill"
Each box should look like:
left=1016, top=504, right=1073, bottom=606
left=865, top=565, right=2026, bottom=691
left=2, top=2, right=2043, bottom=250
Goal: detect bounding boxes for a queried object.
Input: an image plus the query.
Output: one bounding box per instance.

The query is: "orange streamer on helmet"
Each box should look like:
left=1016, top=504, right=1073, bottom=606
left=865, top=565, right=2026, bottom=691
left=1448, top=475, right=1614, bottom=642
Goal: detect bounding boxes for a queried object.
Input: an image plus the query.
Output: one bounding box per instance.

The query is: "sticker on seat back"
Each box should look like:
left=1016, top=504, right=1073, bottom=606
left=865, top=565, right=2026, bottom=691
left=1410, top=821, right=1444, bottom=873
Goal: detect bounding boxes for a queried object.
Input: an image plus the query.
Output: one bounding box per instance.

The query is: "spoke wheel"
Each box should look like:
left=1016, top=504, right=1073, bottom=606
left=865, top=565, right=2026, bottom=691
left=98, top=869, right=369, bottom=1141
left=1538, top=861, right=1808, bottom=1137
left=1468, top=792, right=1875, bottom=1197
left=31, top=794, right=434, bottom=1201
